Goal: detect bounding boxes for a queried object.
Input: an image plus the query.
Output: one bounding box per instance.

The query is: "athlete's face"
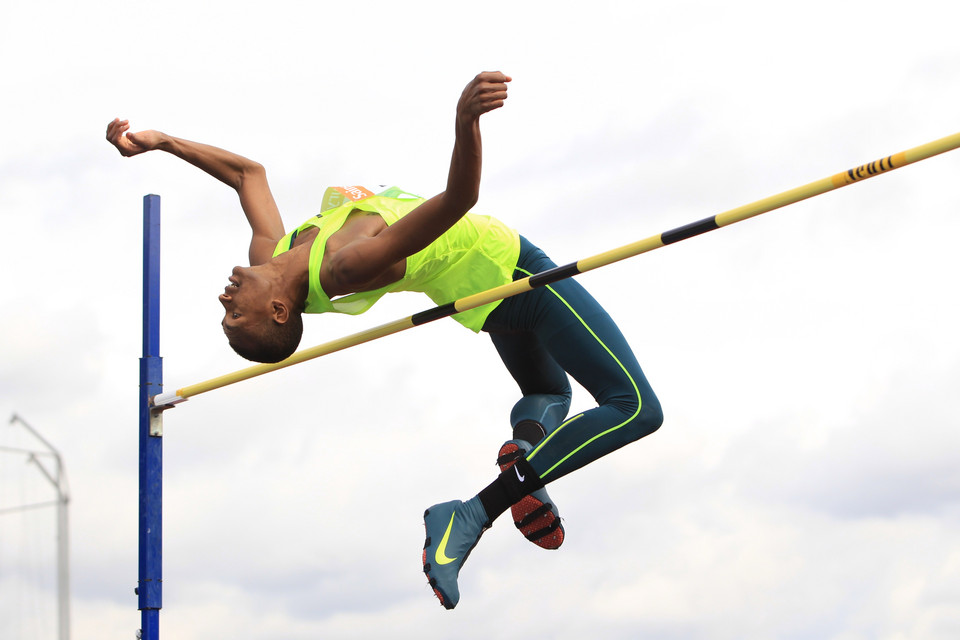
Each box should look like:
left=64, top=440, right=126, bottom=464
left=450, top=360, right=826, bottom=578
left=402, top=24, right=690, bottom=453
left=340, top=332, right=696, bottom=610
left=218, top=265, right=274, bottom=338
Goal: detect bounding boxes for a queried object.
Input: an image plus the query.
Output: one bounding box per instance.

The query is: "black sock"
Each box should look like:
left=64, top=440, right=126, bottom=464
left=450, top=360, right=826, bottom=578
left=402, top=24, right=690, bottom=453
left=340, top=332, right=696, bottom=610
left=513, top=419, right=546, bottom=446
left=477, top=456, right=544, bottom=523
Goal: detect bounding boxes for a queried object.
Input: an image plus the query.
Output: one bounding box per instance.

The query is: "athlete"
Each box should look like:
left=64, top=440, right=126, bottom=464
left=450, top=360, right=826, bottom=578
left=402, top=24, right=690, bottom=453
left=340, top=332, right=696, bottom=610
left=106, top=71, right=663, bottom=609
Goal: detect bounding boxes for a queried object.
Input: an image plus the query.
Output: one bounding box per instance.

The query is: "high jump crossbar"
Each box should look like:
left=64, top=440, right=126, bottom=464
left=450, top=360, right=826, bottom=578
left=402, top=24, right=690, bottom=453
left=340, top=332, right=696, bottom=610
left=151, top=130, right=960, bottom=409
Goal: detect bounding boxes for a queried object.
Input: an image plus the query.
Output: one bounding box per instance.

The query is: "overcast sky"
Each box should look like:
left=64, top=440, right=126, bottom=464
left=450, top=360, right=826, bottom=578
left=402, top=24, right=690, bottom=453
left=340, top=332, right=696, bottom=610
left=2, top=1, right=960, bottom=638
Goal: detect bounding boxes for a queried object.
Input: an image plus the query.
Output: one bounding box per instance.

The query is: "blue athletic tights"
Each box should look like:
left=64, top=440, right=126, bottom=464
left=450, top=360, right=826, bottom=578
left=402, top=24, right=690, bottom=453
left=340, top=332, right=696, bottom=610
left=482, top=236, right=663, bottom=483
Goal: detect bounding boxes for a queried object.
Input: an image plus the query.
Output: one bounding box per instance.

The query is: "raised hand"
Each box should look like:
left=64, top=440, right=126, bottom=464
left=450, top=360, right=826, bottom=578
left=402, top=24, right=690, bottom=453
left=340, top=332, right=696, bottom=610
left=457, top=71, right=512, bottom=121
left=105, top=118, right=164, bottom=157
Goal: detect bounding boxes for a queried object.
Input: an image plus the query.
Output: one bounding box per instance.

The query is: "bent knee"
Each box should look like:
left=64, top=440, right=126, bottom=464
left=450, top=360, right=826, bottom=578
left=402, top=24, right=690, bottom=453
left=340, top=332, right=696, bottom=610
left=640, top=392, right=664, bottom=434
left=610, top=390, right=663, bottom=443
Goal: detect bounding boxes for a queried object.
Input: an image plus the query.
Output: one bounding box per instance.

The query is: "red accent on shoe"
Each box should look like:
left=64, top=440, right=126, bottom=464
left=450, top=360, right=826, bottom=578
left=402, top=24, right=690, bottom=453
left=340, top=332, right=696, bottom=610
left=423, top=540, right=447, bottom=607
left=497, top=442, right=565, bottom=550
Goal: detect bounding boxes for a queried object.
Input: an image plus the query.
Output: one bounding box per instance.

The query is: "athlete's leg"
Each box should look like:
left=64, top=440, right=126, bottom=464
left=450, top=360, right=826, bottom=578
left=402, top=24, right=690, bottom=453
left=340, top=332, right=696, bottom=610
left=492, top=237, right=663, bottom=484
left=487, top=330, right=572, bottom=437
left=481, top=328, right=571, bottom=548
left=526, top=281, right=662, bottom=482
left=423, top=237, right=663, bottom=609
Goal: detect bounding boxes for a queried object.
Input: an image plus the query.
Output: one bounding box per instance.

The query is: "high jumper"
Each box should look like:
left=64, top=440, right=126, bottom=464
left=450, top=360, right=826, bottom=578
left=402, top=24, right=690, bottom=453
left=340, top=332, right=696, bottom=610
left=108, top=71, right=664, bottom=609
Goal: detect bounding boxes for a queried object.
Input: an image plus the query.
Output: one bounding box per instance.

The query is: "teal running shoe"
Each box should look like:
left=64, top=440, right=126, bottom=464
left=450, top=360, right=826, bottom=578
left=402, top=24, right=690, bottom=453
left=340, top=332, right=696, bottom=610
left=422, top=497, right=490, bottom=610
left=497, top=439, right=564, bottom=549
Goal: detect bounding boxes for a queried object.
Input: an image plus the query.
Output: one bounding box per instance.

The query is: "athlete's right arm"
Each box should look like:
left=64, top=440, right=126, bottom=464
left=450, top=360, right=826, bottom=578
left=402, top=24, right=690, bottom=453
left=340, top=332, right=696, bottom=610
left=320, top=72, right=511, bottom=294
left=105, top=118, right=285, bottom=265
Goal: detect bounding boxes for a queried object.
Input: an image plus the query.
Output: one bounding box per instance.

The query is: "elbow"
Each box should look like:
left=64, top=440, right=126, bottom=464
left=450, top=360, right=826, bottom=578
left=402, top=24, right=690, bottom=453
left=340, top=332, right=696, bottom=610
left=236, top=160, right=266, bottom=191
left=443, top=188, right=478, bottom=214
left=462, top=190, right=479, bottom=212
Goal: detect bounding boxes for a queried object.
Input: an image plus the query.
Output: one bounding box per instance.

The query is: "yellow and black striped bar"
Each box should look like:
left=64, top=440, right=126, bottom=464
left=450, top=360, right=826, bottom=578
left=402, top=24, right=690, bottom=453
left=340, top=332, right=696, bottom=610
left=151, top=130, right=960, bottom=408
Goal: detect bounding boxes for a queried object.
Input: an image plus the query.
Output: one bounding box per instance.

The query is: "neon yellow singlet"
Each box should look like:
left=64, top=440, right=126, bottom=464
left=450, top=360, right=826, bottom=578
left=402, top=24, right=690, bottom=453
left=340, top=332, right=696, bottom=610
left=273, top=187, right=520, bottom=332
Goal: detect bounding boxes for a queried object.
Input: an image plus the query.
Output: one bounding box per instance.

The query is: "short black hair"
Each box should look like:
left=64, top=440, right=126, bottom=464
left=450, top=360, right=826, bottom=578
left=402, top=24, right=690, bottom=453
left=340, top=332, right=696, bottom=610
left=227, top=312, right=303, bottom=363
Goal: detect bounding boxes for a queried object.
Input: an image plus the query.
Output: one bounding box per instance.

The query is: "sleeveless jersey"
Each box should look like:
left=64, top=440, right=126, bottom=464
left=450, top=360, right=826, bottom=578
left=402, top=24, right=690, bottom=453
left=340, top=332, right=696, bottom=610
left=273, top=187, right=520, bottom=332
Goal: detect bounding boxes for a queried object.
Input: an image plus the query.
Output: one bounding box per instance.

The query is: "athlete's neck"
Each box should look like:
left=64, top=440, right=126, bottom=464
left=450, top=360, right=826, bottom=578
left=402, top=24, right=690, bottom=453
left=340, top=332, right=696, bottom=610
left=267, top=242, right=311, bottom=310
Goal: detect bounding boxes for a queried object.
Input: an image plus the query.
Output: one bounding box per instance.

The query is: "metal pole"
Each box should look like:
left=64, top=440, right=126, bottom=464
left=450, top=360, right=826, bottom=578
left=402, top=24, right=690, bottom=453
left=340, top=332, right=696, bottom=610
left=58, top=486, right=68, bottom=640
left=7, top=414, right=70, bottom=640
left=139, top=194, right=163, bottom=640
left=151, top=129, right=960, bottom=408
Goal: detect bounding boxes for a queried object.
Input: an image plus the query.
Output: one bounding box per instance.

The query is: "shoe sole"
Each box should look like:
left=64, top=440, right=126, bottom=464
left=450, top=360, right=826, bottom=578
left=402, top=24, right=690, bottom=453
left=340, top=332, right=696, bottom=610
left=422, top=507, right=454, bottom=609
left=498, top=443, right=564, bottom=550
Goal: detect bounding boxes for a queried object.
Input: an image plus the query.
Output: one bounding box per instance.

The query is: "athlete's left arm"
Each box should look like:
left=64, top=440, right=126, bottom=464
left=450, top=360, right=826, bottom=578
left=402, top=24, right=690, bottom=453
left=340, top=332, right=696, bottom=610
left=324, top=72, right=511, bottom=291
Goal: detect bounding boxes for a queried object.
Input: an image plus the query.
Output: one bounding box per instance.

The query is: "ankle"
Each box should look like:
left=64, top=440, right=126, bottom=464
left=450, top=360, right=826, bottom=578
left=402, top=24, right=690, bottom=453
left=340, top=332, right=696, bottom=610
left=477, top=457, right=544, bottom=521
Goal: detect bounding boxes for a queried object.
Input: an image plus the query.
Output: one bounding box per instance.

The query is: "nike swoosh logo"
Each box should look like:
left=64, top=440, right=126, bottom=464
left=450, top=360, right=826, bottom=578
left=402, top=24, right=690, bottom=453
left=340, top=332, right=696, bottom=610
left=435, top=512, right=459, bottom=565
left=515, top=466, right=525, bottom=482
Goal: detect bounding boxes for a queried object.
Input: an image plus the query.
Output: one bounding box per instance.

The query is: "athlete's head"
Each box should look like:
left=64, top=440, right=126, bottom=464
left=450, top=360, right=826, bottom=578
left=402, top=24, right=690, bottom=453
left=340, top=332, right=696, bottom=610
left=219, top=265, right=303, bottom=363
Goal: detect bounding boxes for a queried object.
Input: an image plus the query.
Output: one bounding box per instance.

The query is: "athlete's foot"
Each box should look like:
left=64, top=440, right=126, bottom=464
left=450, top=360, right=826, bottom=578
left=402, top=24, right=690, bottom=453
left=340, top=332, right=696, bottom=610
left=497, top=439, right=565, bottom=549
left=422, top=497, right=490, bottom=610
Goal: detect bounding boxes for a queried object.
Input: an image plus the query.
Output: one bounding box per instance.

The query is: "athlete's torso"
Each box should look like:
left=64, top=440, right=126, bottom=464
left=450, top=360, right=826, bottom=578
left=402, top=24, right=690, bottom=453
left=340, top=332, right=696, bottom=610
left=274, top=188, right=520, bottom=332
left=320, top=211, right=406, bottom=297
